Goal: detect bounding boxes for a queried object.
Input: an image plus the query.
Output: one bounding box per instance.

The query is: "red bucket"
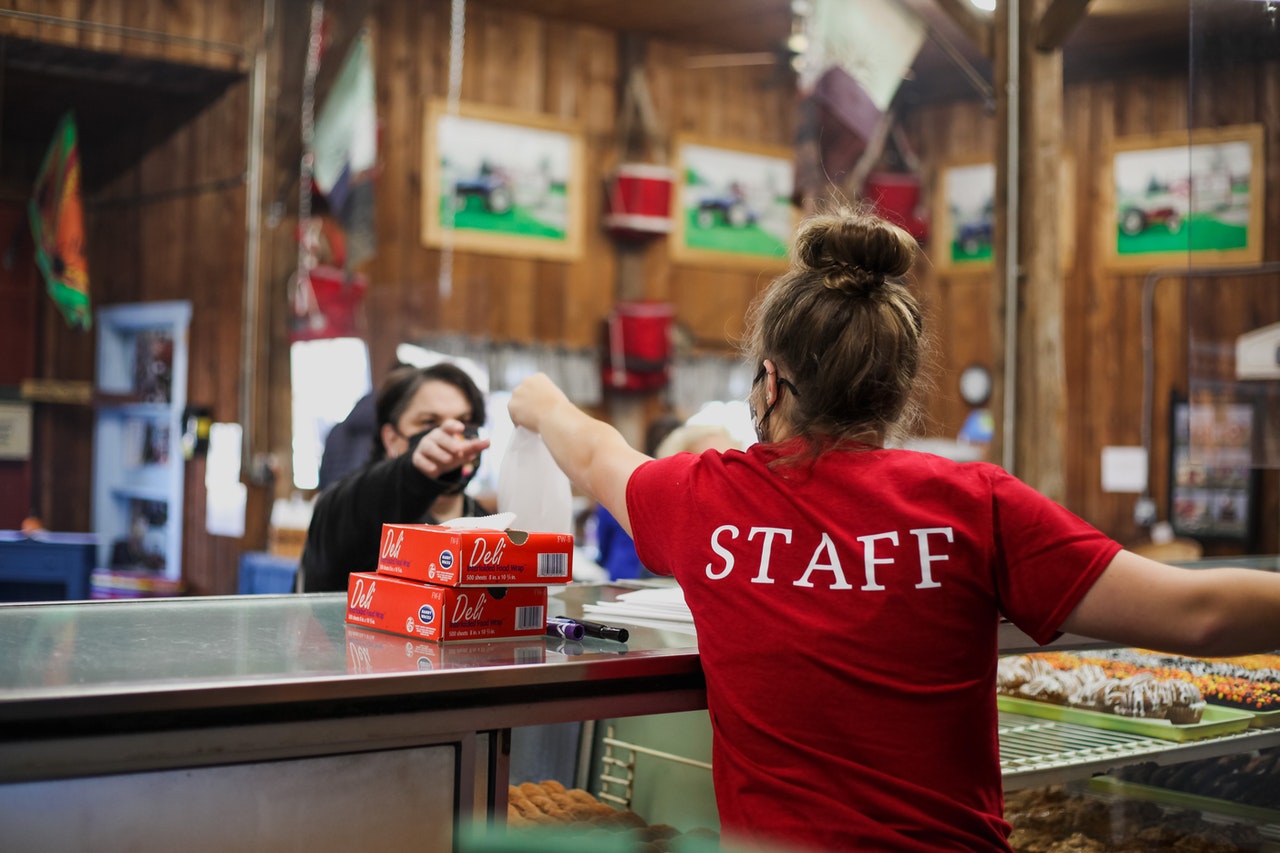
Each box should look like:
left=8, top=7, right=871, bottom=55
left=603, top=301, right=675, bottom=392
left=865, top=172, right=928, bottom=241
left=290, top=265, right=367, bottom=342
left=603, top=164, right=675, bottom=240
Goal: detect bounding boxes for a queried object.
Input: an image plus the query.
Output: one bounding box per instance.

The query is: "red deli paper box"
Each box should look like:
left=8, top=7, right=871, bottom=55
left=345, top=625, right=547, bottom=673
left=376, top=523, right=573, bottom=587
left=345, top=572, right=547, bottom=642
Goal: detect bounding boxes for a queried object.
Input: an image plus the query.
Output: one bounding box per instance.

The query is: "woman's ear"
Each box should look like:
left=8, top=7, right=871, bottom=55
left=762, top=358, right=778, bottom=406
left=380, top=422, right=400, bottom=456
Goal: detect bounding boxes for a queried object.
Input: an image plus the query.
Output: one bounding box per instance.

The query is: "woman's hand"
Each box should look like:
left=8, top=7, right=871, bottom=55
left=508, top=373, right=649, bottom=535
left=409, top=419, right=491, bottom=480
left=508, top=373, right=569, bottom=434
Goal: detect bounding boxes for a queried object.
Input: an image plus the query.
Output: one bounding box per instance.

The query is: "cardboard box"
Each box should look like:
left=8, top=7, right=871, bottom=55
left=375, top=524, right=573, bottom=587
left=268, top=525, right=307, bottom=559
left=345, top=625, right=547, bottom=673
left=345, top=572, right=548, bottom=642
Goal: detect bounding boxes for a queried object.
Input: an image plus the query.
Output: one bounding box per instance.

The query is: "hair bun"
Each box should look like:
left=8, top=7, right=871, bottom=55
left=793, top=209, right=916, bottom=296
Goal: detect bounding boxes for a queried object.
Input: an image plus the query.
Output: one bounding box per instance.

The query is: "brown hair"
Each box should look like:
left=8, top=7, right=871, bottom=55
left=744, top=206, right=927, bottom=451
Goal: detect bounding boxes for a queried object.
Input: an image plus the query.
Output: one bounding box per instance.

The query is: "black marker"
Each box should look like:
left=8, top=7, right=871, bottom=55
left=550, top=617, right=629, bottom=643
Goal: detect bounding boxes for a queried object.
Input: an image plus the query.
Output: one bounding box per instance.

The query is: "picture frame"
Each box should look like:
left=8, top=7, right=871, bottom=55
left=422, top=100, right=586, bottom=261
left=670, top=135, right=795, bottom=268
left=1103, top=124, right=1265, bottom=270
left=1168, top=391, right=1258, bottom=545
left=932, top=159, right=996, bottom=271
left=931, top=157, right=1076, bottom=273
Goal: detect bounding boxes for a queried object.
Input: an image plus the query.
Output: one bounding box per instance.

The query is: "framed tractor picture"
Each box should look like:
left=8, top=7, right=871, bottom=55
left=422, top=100, right=586, bottom=261
left=671, top=135, right=794, bottom=269
left=932, top=160, right=996, bottom=271
left=1103, top=124, right=1264, bottom=269
left=931, top=156, right=1076, bottom=273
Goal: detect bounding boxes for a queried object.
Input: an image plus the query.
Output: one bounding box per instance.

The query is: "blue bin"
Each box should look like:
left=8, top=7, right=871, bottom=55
left=0, top=531, right=98, bottom=601
left=238, top=551, right=299, bottom=594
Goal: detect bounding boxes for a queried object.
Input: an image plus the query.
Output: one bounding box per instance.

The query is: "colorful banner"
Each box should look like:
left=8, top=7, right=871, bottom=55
left=29, top=112, right=91, bottom=330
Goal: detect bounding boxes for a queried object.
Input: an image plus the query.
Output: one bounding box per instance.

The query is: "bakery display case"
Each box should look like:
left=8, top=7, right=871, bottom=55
left=577, top=559, right=1280, bottom=850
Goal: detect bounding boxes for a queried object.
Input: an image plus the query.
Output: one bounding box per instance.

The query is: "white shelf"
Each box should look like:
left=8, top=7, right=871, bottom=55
left=97, top=402, right=171, bottom=418
left=110, top=486, right=171, bottom=504
left=92, top=301, right=191, bottom=581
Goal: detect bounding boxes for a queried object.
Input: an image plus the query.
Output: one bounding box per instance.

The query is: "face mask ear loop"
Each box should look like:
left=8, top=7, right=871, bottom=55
left=751, top=362, right=777, bottom=444
left=753, top=396, right=779, bottom=444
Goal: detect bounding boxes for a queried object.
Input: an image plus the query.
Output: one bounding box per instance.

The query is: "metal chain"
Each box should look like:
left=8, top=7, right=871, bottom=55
left=437, top=0, right=466, bottom=300
left=294, top=0, right=325, bottom=321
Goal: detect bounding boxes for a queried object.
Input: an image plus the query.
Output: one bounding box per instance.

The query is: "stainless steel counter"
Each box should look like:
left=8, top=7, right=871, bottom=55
left=0, top=584, right=704, bottom=733
left=0, top=583, right=704, bottom=852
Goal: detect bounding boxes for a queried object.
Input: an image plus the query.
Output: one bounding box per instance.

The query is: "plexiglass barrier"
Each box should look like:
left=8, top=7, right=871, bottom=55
left=1184, top=0, right=1279, bottom=475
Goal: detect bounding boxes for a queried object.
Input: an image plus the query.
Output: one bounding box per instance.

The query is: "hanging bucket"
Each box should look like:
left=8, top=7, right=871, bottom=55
left=864, top=172, right=928, bottom=242
left=603, top=301, right=675, bottom=392
left=603, top=164, right=675, bottom=241
left=289, top=266, right=367, bottom=342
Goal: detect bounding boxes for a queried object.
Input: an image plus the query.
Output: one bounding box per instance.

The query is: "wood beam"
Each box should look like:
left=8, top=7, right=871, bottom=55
left=1035, top=0, right=1092, bottom=51
left=992, top=0, right=1067, bottom=499
left=930, top=0, right=993, bottom=59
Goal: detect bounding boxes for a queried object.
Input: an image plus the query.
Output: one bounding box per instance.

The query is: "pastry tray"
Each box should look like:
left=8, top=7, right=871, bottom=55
left=997, top=695, right=1255, bottom=742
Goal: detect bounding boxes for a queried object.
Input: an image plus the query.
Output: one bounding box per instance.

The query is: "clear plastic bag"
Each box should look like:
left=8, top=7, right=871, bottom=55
left=497, top=427, right=574, bottom=535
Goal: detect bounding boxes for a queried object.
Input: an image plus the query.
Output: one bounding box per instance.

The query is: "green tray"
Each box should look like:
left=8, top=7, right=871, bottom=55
left=998, top=695, right=1254, bottom=742
left=1245, top=707, right=1280, bottom=728
left=1089, top=775, right=1280, bottom=828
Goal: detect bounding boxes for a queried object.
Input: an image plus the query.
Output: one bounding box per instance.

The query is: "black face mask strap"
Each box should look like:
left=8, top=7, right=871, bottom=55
left=752, top=364, right=800, bottom=442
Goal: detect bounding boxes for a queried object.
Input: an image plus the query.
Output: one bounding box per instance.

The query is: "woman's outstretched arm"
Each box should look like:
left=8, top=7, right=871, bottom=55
left=509, top=373, right=650, bottom=535
left=1062, top=549, right=1280, bottom=657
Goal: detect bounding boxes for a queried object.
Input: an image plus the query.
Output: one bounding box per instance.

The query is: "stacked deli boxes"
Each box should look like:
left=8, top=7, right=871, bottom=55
left=345, top=523, right=574, bottom=643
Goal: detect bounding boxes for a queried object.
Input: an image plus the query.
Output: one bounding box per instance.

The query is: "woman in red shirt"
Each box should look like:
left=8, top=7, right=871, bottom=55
left=509, top=207, right=1280, bottom=853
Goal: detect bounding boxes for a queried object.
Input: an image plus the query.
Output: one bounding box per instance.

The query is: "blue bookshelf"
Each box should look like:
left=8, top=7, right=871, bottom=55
left=92, top=301, right=192, bottom=581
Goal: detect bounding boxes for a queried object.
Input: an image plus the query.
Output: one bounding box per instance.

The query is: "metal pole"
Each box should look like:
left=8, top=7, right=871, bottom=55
left=1002, top=0, right=1021, bottom=474
left=240, top=0, right=273, bottom=474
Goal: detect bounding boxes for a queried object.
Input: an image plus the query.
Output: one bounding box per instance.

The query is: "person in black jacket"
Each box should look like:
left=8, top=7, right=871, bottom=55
left=316, top=390, right=378, bottom=490
left=299, top=362, right=491, bottom=592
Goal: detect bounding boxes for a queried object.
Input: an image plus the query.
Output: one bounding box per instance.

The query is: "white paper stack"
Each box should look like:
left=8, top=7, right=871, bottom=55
left=582, top=585, right=697, bottom=635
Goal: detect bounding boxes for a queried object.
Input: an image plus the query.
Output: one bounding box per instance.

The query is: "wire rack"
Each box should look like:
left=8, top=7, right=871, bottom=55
left=595, top=714, right=1280, bottom=809
left=1000, top=711, right=1280, bottom=790
left=597, top=725, right=713, bottom=811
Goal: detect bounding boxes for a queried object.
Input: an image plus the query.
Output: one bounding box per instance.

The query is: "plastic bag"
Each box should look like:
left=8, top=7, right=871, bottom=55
left=497, top=427, right=574, bottom=534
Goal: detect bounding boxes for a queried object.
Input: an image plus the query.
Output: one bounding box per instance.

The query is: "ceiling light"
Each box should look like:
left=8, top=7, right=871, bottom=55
left=969, top=0, right=996, bottom=10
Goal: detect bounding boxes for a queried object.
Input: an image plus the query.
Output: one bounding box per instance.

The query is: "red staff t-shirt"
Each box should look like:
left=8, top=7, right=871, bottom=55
left=627, top=442, right=1121, bottom=853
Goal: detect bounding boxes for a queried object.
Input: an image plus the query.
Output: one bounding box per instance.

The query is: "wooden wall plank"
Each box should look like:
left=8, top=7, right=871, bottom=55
left=78, top=0, right=124, bottom=52
left=376, top=0, right=412, bottom=339
left=2, top=0, right=41, bottom=40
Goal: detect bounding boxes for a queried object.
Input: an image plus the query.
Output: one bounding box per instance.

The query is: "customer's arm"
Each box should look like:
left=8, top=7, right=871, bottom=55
left=1061, top=549, right=1280, bottom=657
left=300, top=452, right=457, bottom=592
left=509, top=373, right=649, bottom=534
